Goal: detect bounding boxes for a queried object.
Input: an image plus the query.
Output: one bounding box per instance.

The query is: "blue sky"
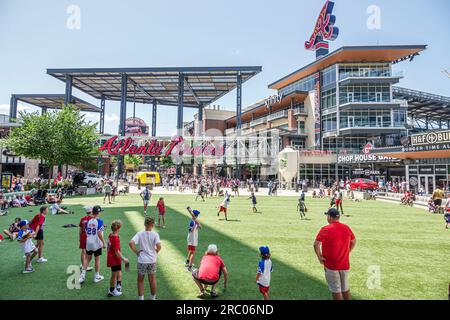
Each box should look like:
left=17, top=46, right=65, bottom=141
left=1, top=0, right=449, bottom=135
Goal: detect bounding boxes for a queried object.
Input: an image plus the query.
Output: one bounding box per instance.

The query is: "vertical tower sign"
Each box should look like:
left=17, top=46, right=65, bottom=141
left=305, top=0, right=339, bottom=60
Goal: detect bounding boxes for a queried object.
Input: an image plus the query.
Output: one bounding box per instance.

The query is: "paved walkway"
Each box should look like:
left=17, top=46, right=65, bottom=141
left=127, top=185, right=304, bottom=197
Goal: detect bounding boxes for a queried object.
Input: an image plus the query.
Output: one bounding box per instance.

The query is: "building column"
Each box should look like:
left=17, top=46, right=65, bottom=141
left=176, top=73, right=185, bottom=176
left=64, top=75, right=73, bottom=105
left=152, top=100, right=157, bottom=137
left=9, top=95, right=18, bottom=120
left=197, top=105, right=204, bottom=176
left=117, top=74, right=128, bottom=182
left=41, top=107, right=47, bottom=115
left=235, top=72, right=242, bottom=179
left=100, top=95, right=105, bottom=134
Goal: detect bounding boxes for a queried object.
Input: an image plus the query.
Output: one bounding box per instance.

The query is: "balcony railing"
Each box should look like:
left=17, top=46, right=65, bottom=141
left=339, top=70, right=403, bottom=81
left=250, top=116, right=267, bottom=127
left=297, top=128, right=308, bottom=135
left=293, top=106, right=307, bottom=116
left=267, top=110, right=288, bottom=122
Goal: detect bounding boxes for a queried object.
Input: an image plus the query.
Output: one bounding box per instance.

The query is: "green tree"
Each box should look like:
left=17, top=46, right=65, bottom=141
left=4, top=104, right=99, bottom=184
left=124, top=154, right=143, bottom=167
left=160, top=156, right=174, bottom=168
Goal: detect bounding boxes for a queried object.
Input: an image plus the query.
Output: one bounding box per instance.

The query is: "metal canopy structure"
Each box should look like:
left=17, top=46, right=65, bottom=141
left=393, top=86, right=450, bottom=130
left=42, top=66, right=261, bottom=177
left=11, top=94, right=101, bottom=113
left=46, top=67, right=262, bottom=107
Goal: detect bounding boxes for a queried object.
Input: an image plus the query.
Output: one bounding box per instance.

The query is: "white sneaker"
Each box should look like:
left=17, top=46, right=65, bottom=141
left=23, top=268, right=35, bottom=274
left=37, top=257, right=48, bottom=263
left=108, top=289, right=123, bottom=297
left=79, top=274, right=86, bottom=284
left=149, top=295, right=157, bottom=300
left=93, top=274, right=104, bottom=283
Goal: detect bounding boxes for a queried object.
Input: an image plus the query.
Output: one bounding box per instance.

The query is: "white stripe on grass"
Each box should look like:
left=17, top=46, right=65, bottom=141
left=124, top=211, right=198, bottom=299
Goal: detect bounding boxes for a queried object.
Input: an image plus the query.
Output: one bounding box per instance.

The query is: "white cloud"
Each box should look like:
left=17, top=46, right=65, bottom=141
left=0, top=103, right=33, bottom=114
left=105, top=113, right=120, bottom=122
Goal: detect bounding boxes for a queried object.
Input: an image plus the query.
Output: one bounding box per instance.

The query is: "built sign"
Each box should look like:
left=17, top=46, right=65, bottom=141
left=305, top=0, right=339, bottom=59
left=337, top=153, right=395, bottom=164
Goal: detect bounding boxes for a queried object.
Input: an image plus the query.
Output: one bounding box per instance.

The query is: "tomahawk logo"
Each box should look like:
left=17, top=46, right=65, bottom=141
left=305, top=1, right=339, bottom=58
left=363, top=143, right=373, bottom=155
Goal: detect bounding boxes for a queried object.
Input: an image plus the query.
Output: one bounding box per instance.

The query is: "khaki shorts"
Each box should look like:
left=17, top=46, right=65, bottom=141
left=137, top=263, right=157, bottom=275
left=324, top=268, right=349, bottom=293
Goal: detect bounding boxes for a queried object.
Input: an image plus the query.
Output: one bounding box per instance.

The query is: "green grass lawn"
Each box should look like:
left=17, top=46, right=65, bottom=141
left=0, top=192, right=449, bottom=300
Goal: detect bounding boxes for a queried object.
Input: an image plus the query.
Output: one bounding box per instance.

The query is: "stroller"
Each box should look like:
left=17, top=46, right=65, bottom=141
left=34, top=189, right=48, bottom=205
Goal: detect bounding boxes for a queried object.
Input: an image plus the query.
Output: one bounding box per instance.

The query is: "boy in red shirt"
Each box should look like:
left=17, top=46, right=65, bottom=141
left=29, top=206, right=48, bottom=263
left=314, top=208, right=356, bottom=300
left=156, top=197, right=166, bottom=228
left=107, top=220, right=129, bottom=297
left=79, top=206, right=93, bottom=271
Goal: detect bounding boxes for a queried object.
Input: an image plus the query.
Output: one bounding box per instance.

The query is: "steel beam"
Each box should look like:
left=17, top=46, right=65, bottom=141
left=119, top=74, right=128, bottom=136
left=64, top=75, right=73, bottom=105
left=177, top=73, right=185, bottom=135
left=235, top=72, right=242, bottom=179
left=100, top=96, right=106, bottom=134
left=152, top=100, right=157, bottom=137
left=9, top=95, right=18, bottom=119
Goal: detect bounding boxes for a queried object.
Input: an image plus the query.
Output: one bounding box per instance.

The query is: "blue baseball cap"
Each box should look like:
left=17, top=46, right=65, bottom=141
left=18, top=220, right=29, bottom=228
left=259, top=246, right=270, bottom=256
left=192, top=210, right=200, bottom=216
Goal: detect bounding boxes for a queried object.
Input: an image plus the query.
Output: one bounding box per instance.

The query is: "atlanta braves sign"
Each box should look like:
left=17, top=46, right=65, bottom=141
left=305, top=0, right=339, bottom=59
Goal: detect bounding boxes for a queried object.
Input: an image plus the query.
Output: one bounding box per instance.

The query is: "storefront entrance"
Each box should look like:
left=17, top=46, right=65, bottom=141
left=419, top=175, right=435, bottom=195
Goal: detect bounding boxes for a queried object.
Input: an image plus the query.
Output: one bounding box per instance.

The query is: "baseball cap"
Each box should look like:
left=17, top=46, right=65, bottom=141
left=18, top=220, right=29, bottom=228
left=324, top=208, right=340, bottom=218
left=92, top=205, right=104, bottom=214
left=259, top=246, right=270, bottom=256
left=84, top=206, right=93, bottom=213
left=207, top=244, right=218, bottom=254
left=192, top=210, right=200, bottom=216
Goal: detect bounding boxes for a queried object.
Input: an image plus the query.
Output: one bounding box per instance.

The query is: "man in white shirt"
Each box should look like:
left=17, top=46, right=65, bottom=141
left=79, top=205, right=106, bottom=284
left=129, top=217, right=161, bottom=300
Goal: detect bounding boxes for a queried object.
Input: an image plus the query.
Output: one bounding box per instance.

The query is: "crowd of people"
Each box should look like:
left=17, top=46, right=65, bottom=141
left=2, top=170, right=449, bottom=301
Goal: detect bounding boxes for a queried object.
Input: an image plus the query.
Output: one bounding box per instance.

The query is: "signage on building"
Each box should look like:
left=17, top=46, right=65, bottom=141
left=305, top=0, right=339, bottom=59
left=314, top=73, right=321, bottom=148
left=352, top=169, right=381, bottom=176
left=409, top=176, right=418, bottom=186
left=410, top=130, right=450, bottom=146
left=362, top=143, right=374, bottom=155
left=337, top=154, right=395, bottom=164
left=403, top=143, right=450, bottom=153
left=264, top=93, right=283, bottom=108
left=98, top=136, right=225, bottom=157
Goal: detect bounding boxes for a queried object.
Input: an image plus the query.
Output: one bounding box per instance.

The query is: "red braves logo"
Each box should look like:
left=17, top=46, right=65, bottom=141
left=363, top=143, right=374, bottom=155
left=305, top=1, right=339, bottom=51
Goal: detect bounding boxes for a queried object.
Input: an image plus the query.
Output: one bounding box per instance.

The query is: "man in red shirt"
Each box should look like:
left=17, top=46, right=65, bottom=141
left=314, top=208, right=356, bottom=300
left=192, top=244, right=228, bottom=298
left=79, top=206, right=93, bottom=271
left=30, top=206, right=48, bottom=263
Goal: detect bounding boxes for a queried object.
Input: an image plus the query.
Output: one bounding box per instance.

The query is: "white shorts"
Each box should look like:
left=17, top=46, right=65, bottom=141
left=143, top=200, right=149, bottom=206
left=324, top=268, right=349, bottom=293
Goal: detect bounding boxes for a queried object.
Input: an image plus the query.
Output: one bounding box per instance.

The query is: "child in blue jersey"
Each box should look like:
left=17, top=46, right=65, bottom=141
left=17, top=220, right=38, bottom=273
left=79, top=205, right=106, bottom=284
left=249, top=192, right=258, bottom=213
left=256, top=246, right=272, bottom=300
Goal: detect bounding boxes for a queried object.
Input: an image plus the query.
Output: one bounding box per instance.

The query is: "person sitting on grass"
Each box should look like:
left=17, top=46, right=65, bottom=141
left=192, top=244, right=228, bottom=299
left=3, top=217, right=21, bottom=240
left=17, top=220, right=38, bottom=274
left=51, top=200, right=73, bottom=215
left=256, top=246, right=272, bottom=300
